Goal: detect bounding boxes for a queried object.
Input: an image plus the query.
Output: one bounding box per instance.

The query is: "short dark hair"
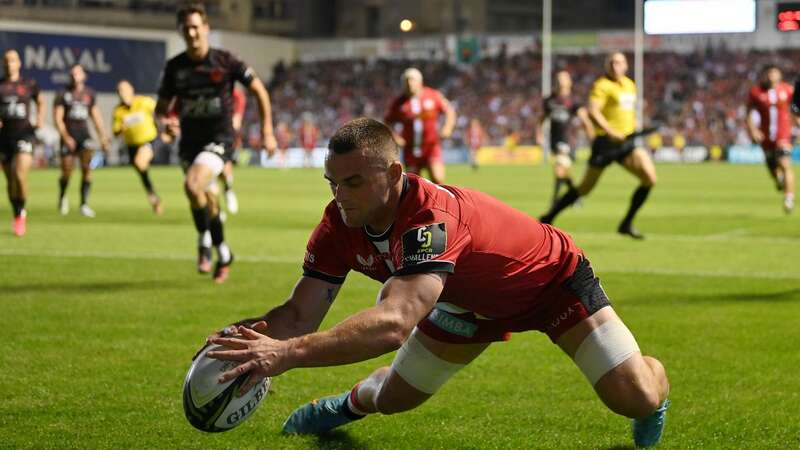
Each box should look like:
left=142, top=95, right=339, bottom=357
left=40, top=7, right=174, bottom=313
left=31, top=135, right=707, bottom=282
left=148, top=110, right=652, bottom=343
left=177, top=3, right=208, bottom=26
left=328, top=118, right=398, bottom=163
left=762, top=64, right=779, bottom=74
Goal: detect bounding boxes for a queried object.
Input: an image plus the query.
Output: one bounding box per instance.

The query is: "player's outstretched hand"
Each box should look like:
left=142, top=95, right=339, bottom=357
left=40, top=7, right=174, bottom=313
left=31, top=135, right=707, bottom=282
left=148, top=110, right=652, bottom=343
left=208, top=323, right=291, bottom=395
left=263, top=133, right=277, bottom=158
left=192, top=318, right=267, bottom=361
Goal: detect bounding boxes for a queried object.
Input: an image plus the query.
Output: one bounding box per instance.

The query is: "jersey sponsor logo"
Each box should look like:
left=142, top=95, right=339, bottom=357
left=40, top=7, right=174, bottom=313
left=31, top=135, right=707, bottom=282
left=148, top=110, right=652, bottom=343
left=209, top=68, right=224, bottom=83
left=428, top=309, right=477, bottom=338
left=356, top=254, right=375, bottom=269
left=401, top=223, right=447, bottom=266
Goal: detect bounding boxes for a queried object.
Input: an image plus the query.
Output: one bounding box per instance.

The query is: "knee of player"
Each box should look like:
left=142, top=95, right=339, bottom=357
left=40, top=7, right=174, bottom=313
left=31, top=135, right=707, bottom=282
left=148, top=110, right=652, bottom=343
left=609, top=381, right=662, bottom=419
left=643, top=174, right=657, bottom=187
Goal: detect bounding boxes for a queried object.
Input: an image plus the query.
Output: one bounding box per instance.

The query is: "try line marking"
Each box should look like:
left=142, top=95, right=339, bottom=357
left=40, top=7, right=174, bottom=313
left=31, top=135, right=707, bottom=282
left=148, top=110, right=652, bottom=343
left=2, top=248, right=800, bottom=280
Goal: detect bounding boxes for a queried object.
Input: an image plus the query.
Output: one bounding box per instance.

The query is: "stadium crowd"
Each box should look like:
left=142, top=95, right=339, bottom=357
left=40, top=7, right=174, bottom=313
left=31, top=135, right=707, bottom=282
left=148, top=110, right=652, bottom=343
left=253, top=47, right=800, bottom=150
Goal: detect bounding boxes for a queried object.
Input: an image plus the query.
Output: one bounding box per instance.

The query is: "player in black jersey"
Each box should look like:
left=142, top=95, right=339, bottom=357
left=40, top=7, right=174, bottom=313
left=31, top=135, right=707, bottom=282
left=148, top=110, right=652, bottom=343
left=54, top=64, right=110, bottom=218
left=156, top=3, right=277, bottom=284
left=0, top=49, right=45, bottom=236
left=538, top=70, right=594, bottom=208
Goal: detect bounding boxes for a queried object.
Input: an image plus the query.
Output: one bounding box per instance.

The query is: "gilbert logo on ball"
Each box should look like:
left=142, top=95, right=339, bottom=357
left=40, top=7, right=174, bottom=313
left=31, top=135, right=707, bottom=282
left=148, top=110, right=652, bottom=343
left=182, top=344, right=270, bottom=432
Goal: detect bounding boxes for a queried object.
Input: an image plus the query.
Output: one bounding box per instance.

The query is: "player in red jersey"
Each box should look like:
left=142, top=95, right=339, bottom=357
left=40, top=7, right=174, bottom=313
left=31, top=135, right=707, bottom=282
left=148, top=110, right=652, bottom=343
left=204, top=118, right=671, bottom=447
left=385, top=68, right=456, bottom=184
left=746, top=65, right=796, bottom=213
left=0, top=49, right=45, bottom=236
left=298, top=114, right=318, bottom=168
left=465, top=118, right=485, bottom=171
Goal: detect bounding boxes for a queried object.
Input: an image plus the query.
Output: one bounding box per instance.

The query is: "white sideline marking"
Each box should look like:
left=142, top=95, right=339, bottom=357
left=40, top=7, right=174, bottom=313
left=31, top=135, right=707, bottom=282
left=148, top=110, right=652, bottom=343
left=2, top=248, right=799, bottom=280
left=0, top=248, right=298, bottom=264
left=570, top=230, right=800, bottom=245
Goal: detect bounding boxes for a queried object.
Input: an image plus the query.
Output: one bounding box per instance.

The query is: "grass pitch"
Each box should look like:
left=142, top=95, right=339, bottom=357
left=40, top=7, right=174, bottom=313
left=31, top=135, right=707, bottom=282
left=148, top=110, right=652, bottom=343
left=1, top=162, right=798, bottom=449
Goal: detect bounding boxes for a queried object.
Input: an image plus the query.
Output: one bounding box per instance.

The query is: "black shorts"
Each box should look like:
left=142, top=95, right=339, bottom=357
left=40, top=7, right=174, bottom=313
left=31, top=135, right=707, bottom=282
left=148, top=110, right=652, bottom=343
left=589, top=135, right=636, bottom=168
left=61, top=134, right=93, bottom=156
left=0, top=131, right=35, bottom=163
left=127, top=140, right=155, bottom=163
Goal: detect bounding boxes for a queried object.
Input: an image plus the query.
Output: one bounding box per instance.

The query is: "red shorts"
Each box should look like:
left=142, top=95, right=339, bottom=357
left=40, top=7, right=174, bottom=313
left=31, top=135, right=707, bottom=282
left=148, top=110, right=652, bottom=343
left=403, top=144, right=442, bottom=170
left=417, top=257, right=610, bottom=344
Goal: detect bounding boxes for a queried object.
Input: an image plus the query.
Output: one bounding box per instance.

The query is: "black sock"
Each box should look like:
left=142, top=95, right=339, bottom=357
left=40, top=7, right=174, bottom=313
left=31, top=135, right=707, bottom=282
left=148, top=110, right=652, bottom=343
left=58, top=177, right=68, bottom=201
left=621, top=186, right=652, bottom=228
left=80, top=180, right=91, bottom=206
left=564, top=178, right=575, bottom=191
left=11, top=198, right=24, bottom=216
left=137, top=169, right=154, bottom=194
left=209, top=214, right=225, bottom=246
left=191, top=207, right=210, bottom=235
left=542, top=186, right=580, bottom=223
left=552, top=178, right=565, bottom=205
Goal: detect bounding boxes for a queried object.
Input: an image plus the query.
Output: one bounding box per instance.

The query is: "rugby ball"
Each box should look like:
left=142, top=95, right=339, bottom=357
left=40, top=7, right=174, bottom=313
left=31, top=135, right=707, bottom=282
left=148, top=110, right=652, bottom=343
left=182, top=344, right=270, bottom=432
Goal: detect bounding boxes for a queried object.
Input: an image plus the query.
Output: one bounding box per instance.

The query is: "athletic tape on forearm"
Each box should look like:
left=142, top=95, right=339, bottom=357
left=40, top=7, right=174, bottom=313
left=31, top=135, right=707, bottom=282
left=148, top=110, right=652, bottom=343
left=573, top=320, right=640, bottom=386
left=391, top=332, right=466, bottom=395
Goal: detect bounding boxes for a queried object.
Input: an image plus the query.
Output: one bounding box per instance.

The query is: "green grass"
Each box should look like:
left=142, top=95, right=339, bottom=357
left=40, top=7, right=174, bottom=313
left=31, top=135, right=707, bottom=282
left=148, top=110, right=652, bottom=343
left=1, top=163, right=799, bottom=449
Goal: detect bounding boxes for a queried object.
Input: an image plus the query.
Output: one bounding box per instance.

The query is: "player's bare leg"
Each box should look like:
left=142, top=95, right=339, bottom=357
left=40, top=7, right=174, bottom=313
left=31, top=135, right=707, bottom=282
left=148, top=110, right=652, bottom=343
left=540, top=165, right=604, bottom=224
left=764, top=154, right=783, bottom=190
left=618, top=148, right=657, bottom=239
left=185, top=164, right=216, bottom=274
left=776, top=152, right=794, bottom=213
left=283, top=329, right=489, bottom=434
left=557, top=306, right=670, bottom=447
left=220, top=160, right=238, bottom=215
left=10, top=152, right=32, bottom=235
left=58, top=152, right=74, bottom=215
left=427, top=160, right=446, bottom=185
left=194, top=174, right=233, bottom=284
left=132, top=144, right=162, bottom=215
left=552, top=159, right=577, bottom=208
left=78, top=148, right=95, bottom=218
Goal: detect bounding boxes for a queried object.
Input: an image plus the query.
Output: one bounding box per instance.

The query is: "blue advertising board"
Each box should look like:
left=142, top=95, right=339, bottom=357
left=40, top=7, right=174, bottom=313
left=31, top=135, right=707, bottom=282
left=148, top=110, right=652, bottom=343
left=0, top=31, right=166, bottom=93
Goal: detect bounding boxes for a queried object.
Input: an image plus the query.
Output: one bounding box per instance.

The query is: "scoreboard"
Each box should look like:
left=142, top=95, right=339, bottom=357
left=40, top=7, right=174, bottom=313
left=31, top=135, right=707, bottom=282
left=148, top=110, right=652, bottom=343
left=777, top=2, right=800, bottom=31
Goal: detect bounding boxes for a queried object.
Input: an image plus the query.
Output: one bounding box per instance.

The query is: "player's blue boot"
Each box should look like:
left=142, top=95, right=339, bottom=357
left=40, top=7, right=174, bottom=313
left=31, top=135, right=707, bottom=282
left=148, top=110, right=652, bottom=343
left=282, top=391, right=364, bottom=434
left=632, top=399, right=670, bottom=447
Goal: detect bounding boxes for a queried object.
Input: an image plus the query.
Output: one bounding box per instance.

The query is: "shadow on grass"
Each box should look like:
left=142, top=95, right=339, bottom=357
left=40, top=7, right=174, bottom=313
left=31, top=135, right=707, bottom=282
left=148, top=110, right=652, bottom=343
left=604, top=445, right=634, bottom=450
left=1, top=280, right=182, bottom=296
left=685, top=288, right=800, bottom=303
left=280, top=429, right=367, bottom=450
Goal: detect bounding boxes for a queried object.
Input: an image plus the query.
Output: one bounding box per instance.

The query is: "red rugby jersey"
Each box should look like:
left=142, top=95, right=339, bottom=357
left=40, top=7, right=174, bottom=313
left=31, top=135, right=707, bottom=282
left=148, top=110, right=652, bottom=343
left=385, top=87, right=446, bottom=152
left=303, top=174, right=583, bottom=319
left=748, top=82, right=795, bottom=144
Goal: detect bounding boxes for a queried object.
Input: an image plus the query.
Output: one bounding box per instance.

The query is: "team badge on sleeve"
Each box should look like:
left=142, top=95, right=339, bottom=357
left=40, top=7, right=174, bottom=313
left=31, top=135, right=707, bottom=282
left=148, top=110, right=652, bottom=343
left=401, top=223, right=447, bottom=266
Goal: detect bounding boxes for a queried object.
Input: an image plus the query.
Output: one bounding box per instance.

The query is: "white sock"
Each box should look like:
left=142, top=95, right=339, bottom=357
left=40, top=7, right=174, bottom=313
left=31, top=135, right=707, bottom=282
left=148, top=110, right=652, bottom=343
left=199, top=231, right=212, bottom=248
left=217, top=242, right=231, bottom=264
left=346, top=390, right=368, bottom=416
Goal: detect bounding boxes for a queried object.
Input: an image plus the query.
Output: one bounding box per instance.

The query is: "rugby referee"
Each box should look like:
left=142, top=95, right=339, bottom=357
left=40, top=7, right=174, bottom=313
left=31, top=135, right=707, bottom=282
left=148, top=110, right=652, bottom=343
left=541, top=52, right=657, bottom=239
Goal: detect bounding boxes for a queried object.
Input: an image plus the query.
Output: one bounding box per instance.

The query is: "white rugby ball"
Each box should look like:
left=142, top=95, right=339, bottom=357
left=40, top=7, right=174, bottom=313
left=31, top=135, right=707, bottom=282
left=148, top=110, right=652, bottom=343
left=182, top=344, right=270, bottom=432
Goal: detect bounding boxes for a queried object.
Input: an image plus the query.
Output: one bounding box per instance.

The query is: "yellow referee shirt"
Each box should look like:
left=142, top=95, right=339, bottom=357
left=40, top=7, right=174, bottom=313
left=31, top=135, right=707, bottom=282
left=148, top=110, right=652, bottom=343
left=112, top=96, right=158, bottom=147
left=589, top=75, right=636, bottom=137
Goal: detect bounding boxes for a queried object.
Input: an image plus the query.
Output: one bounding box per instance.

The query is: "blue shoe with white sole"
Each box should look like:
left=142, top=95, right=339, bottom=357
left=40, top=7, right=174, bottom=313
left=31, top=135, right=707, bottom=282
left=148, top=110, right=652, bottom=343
left=632, top=399, right=670, bottom=447
left=282, top=391, right=363, bottom=434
